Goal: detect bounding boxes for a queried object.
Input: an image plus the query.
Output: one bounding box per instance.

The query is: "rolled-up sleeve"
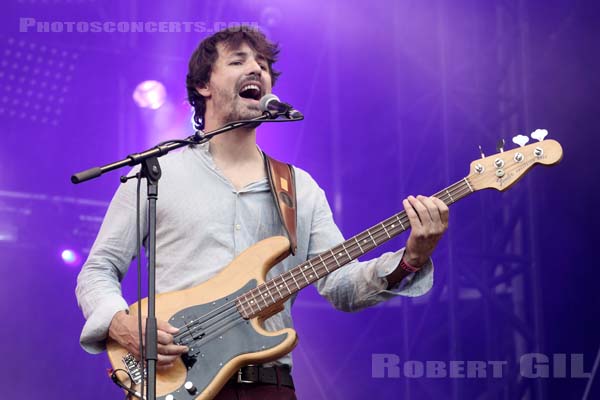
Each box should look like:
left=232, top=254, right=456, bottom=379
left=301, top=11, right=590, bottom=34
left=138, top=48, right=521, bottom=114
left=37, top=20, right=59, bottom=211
left=75, top=178, right=144, bottom=353
left=310, top=187, right=434, bottom=312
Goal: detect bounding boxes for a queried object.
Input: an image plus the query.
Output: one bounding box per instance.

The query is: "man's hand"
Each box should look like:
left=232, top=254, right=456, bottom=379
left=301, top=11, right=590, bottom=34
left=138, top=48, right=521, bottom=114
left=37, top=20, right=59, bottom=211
left=108, top=310, right=188, bottom=370
left=403, top=195, right=449, bottom=267
left=386, top=195, right=449, bottom=288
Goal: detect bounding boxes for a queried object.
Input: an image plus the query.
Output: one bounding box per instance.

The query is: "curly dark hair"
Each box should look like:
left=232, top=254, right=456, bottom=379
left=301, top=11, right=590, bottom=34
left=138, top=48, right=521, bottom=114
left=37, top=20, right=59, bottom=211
left=186, top=26, right=281, bottom=130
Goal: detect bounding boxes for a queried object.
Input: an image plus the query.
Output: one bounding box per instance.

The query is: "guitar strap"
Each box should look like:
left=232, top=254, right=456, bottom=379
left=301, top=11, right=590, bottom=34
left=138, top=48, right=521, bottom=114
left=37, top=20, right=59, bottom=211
left=263, top=152, right=298, bottom=256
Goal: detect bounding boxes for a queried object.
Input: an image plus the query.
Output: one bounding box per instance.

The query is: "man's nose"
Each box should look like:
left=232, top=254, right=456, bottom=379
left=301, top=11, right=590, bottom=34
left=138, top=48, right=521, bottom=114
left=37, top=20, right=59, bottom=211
left=246, top=58, right=263, bottom=76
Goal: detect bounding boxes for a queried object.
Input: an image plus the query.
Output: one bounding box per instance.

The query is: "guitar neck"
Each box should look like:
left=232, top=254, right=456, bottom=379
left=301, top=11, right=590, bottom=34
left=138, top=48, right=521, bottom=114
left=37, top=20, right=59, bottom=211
left=238, top=177, right=475, bottom=318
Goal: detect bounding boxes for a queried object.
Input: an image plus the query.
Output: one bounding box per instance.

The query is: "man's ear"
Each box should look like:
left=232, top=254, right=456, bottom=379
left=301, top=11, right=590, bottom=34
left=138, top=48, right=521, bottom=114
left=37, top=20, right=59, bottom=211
left=196, top=84, right=210, bottom=98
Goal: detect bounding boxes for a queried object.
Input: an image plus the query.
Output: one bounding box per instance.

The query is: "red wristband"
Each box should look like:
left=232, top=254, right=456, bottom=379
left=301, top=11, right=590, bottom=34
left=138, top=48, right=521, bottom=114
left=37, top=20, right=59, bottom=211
left=399, top=258, right=420, bottom=273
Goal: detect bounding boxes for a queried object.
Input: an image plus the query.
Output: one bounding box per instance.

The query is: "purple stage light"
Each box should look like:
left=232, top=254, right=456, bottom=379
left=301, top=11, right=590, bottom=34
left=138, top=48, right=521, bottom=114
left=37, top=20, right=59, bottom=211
left=132, top=80, right=167, bottom=110
left=260, top=7, right=283, bottom=27
left=60, top=249, right=80, bottom=266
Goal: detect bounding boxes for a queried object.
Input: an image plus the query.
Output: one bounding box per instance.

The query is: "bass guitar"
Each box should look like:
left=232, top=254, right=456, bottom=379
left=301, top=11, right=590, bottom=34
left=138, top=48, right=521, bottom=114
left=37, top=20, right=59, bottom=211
left=108, top=132, right=563, bottom=399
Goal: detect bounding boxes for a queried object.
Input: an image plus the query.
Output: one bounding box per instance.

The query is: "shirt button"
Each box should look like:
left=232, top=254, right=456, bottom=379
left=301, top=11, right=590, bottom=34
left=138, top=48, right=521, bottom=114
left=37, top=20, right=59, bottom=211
left=235, top=224, right=241, bottom=230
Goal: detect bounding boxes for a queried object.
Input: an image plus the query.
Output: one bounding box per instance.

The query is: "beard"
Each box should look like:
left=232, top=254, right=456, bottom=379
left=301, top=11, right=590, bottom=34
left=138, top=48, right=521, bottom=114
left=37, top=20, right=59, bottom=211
left=213, top=86, right=263, bottom=125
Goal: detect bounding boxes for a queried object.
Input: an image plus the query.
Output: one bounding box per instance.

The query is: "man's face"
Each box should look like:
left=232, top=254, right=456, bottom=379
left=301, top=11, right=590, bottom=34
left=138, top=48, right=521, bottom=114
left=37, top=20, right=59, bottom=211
left=199, top=41, right=273, bottom=125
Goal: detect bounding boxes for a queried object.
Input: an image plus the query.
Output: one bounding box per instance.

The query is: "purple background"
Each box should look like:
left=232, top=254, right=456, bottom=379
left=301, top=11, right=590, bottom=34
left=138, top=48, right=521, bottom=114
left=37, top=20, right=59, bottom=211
left=1, top=0, right=599, bottom=399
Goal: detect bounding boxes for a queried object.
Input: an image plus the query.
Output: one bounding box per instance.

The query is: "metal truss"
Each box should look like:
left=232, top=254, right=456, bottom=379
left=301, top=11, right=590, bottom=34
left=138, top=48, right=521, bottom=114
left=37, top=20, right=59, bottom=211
left=367, top=1, right=549, bottom=399
left=0, top=189, right=107, bottom=255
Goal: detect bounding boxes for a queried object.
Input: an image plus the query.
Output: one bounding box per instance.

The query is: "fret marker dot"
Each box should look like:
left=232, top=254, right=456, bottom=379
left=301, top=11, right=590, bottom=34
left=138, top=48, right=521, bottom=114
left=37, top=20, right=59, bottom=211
left=391, top=224, right=395, bottom=228
left=338, top=253, right=342, bottom=257
left=309, top=274, right=313, bottom=278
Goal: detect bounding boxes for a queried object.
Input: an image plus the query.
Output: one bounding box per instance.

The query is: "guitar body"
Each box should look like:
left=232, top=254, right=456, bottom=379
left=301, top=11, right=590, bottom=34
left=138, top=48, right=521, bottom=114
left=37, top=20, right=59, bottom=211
left=107, top=236, right=298, bottom=400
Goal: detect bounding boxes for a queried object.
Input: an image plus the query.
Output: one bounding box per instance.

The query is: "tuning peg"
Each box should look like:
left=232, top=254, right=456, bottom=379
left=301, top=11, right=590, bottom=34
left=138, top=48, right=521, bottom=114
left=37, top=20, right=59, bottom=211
left=496, top=139, right=505, bottom=153
left=512, top=134, right=529, bottom=147
left=531, top=129, right=548, bottom=142
left=478, top=145, right=485, bottom=159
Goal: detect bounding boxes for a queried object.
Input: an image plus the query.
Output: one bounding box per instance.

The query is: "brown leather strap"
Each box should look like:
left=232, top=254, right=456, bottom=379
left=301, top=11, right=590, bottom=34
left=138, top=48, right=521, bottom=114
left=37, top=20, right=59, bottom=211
left=263, top=152, right=297, bottom=255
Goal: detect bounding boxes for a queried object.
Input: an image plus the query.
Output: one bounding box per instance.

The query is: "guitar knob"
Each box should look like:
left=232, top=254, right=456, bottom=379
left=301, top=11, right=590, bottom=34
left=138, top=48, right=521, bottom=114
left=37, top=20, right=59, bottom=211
left=184, top=381, right=198, bottom=395
left=514, top=153, right=524, bottom=162
left=165, top=395, right=175, bottom=400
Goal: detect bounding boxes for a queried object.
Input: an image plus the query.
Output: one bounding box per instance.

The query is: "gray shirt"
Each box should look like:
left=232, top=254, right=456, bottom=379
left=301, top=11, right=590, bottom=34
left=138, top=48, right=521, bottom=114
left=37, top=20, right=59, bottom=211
left=75, top=143, right=433, bottom=366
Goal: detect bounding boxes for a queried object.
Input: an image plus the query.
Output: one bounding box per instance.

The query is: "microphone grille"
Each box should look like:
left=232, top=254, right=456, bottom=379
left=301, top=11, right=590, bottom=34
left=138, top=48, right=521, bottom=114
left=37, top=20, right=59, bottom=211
left=259, top=93, right=280, bottom=112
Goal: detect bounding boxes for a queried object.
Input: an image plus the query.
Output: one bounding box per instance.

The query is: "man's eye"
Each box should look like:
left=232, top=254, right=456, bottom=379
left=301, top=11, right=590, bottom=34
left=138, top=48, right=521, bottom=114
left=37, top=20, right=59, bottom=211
left=260, top=65, right=267, bottom=71
left=230, top=61, right=242, bottom=65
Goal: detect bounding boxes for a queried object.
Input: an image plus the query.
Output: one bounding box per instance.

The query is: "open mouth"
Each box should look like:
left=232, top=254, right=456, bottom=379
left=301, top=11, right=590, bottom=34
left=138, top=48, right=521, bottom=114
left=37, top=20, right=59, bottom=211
left=238, top=82, right=262, bottom=102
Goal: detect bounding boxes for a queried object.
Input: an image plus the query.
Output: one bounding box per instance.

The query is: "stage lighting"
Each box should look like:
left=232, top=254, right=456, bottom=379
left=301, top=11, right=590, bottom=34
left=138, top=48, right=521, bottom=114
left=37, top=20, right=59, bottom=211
left=261, top=7, right=283, bottom=27
left=0, top=37, right=77, bottom=126
left=0, top=221, right=17, bottom=243
left=61, top=248, right=80, bottom=266
left=132, top=80, right=167, bottom=110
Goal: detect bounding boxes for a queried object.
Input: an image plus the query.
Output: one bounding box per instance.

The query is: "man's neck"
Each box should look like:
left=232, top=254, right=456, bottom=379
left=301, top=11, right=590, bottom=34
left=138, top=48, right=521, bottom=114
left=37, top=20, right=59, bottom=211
left=204, top=119, right=261, bottom=167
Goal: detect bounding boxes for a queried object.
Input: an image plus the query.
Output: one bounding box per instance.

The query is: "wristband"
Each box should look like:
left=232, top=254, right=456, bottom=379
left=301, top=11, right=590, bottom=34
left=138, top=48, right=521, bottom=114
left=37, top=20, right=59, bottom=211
left=399, top=257, right=420, bottom=273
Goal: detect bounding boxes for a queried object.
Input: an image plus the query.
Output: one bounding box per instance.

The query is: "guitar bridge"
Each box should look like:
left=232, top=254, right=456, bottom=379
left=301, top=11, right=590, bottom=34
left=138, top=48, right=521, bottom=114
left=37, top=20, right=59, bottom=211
left=122, top=353, right=144, bottom=385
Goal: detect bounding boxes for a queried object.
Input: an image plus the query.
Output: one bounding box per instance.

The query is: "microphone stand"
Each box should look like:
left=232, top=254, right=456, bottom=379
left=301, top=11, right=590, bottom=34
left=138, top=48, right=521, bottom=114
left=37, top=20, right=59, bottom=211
left=71, top=111, right=302, bottom=400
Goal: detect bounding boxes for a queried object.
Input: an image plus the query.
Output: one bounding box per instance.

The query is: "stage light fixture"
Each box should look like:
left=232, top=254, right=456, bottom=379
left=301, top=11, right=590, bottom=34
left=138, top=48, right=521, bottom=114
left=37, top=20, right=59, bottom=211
left=132, top=80, right=167, bottom=110
left=61, top=248, right=80, bottom=266
left=0, top=37, right=77, bottom=126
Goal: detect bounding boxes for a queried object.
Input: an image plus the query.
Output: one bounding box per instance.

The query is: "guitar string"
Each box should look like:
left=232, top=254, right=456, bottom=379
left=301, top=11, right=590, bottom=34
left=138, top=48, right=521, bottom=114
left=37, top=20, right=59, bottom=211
left=176, top=307, right=239, bottom=345
left=172, top=179, right=474, bottom=343
left=176, top=313, right=249, bottom=355
left=174, top=152, right=544, bottom=348
left=174, top=196, right=451, bottom=346
left=175, top=189, right=478, bottom=347
left=174, top=180, right=474, bottom=343
left=172, top=179, right=473, bottom=340
left=232, top=188, right=475, bottom=321
left=172, top=151, right=545, bottom=348
left=186, top=318, right=246, bottom=356
left=183, top=145, right=551, bottom=339
left=238, top=182, right=474, bottom=317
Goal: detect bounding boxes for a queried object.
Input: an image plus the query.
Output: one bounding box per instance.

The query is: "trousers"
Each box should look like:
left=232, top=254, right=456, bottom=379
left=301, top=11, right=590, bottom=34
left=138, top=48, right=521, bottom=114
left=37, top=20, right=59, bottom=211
left=213, top=383, right=297, bottom=400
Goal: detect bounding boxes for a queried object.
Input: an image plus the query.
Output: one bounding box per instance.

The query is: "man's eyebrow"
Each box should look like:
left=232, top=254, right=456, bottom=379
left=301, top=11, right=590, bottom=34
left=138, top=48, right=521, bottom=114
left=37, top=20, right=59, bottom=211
left=229, top=51, right=249, bottom=58
left=228, top=51, right=267, bottom=62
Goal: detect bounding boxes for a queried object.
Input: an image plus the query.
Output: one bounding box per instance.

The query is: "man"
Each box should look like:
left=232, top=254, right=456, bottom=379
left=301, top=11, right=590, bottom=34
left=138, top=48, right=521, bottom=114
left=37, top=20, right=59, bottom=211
left=76, top=26, right=449, bottom=399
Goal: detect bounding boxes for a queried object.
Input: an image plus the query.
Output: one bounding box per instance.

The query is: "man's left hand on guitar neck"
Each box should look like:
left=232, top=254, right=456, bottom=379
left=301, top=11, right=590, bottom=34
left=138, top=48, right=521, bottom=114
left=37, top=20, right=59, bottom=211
left=387, top=195, right=449, bottom=288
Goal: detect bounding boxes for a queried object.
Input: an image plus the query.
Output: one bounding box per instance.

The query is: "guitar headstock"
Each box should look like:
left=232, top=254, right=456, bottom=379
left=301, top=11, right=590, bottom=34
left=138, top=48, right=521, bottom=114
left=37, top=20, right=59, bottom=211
left=467, top=130, right=563, bottom=192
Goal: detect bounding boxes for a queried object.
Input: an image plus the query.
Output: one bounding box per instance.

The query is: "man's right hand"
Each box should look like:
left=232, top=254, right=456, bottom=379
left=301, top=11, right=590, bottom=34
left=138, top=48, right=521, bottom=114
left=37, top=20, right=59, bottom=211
left=108, top=310, right=189, bottom=370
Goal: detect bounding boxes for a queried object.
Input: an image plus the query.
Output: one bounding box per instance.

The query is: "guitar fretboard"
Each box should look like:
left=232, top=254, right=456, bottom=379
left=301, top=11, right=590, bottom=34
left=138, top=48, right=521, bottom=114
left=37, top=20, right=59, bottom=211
left=236, top=177, right=474, bottom=319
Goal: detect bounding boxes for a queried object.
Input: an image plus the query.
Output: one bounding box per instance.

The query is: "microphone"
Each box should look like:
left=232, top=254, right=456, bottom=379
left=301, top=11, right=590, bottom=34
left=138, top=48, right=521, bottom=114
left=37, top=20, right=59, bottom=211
left=259, top=94, right=303, bottom=119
